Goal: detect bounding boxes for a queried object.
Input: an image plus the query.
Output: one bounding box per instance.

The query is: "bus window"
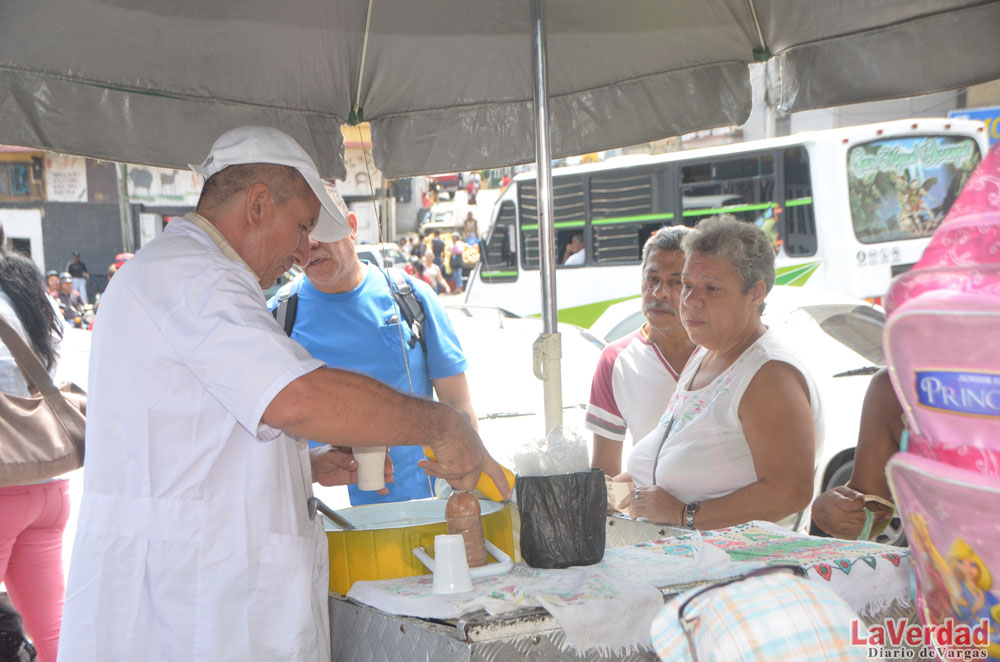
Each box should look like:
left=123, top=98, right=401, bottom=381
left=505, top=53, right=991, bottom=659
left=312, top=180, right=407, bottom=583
left=847, top=135, right=982, bottom=244
left=680, top=154, right=776, bottom=229
left=782, top=146, right=817, bottom=257
left=558, top=229, right=586, bottom=266
left=590, top=168, right=669, bottom=264
left=479, top=201, right=517, bottom=282
left=518, top=177, right=586, bottom=270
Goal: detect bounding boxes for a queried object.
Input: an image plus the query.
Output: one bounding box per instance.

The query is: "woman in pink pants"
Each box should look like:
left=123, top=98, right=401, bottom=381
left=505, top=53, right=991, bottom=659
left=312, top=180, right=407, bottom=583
left=0, top=234, right=70, bottom=662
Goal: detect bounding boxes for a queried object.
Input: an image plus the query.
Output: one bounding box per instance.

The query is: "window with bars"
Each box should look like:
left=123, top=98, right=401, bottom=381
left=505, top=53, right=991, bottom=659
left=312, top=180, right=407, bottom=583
left=518, top=177, right=585, bottom=270
left=590, top=169, right=665, bottom=264
left=479, top=201, right=518, bottom=282
left=0, top=160, right=44, bottom=201
left=783, top=146, right=817, bottom=257
left=680, top=154, right=776, bottom=228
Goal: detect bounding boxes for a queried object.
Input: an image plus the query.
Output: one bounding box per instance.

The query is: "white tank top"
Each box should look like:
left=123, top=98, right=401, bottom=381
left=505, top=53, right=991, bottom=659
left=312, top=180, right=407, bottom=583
left=627, top=327, right=823, bottom=504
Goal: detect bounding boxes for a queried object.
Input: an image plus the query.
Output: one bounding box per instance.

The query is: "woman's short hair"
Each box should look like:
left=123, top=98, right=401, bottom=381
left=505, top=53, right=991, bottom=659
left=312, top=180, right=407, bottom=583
left=641, top=225, right=689, bottom=268
left=682, top=215, right=775, bottom=311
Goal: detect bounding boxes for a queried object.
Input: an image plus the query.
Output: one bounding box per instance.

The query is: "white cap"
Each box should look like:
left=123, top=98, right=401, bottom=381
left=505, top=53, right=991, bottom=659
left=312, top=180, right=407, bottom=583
left=190, top=126, right=350, bottom=242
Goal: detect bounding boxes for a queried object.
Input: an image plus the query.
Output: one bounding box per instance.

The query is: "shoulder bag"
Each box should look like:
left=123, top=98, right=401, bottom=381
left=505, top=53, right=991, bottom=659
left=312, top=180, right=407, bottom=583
left=0, top=316, right=86, bottom=487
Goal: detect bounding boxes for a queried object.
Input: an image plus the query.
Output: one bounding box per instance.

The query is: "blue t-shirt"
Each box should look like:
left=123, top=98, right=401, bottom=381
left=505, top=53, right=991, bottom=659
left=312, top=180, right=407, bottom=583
left=268, top=263, right=468, bottom=505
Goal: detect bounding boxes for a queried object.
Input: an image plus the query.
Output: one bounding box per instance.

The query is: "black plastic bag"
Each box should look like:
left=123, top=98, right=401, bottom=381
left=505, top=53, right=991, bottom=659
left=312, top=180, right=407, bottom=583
left=516, top=468, right=606, bottom=568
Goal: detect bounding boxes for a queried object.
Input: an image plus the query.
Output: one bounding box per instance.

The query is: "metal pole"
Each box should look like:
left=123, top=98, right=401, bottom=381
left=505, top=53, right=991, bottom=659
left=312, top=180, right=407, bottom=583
left=529, top=0, right=563, bottom=433
left=116, top=163, right=134, bottom=253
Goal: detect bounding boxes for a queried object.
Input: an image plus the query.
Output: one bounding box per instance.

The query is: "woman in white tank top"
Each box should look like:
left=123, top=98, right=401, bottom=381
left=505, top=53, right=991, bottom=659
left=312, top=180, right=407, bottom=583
left=619, top=216, right=821, bottom=530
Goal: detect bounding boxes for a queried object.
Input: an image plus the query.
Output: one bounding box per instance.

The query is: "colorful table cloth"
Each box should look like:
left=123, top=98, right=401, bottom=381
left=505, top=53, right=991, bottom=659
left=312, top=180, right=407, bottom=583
left=346, top=520, right=911, bottom=655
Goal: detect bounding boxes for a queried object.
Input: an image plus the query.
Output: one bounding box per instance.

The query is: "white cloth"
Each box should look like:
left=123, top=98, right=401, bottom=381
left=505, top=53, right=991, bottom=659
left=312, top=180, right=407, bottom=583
left=627, top=327, right=823, bottom=504
left=347, top=542, right=735, bottom=656
left=59, top=215, right=329, bottom=662
left=585, top=328, right=680, bottom=443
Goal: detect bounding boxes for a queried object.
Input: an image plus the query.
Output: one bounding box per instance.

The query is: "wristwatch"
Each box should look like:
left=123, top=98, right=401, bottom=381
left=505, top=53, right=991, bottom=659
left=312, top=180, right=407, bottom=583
left=684, top=501, right=700, bottom=528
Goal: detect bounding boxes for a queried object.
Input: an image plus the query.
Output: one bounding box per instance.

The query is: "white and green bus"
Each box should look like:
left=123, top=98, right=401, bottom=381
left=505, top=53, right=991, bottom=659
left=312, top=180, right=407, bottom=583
left=463, top=118, right=989, bottom=327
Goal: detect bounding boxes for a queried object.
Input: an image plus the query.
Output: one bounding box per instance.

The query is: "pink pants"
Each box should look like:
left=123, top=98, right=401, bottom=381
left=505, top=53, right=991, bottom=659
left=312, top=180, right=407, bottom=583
left=0, top=480, right=70, bottom=662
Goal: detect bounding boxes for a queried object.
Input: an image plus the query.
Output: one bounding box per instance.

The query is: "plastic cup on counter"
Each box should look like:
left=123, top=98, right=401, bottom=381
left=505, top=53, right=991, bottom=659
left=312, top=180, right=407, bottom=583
left=353, top=445, right=387, bottom=491
left=431, top=533, right=473, bottom=594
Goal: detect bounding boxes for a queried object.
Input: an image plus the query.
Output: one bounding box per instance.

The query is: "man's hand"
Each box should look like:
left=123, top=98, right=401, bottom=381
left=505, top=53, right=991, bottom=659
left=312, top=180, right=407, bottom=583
left=310, top=446, right=393, bottom=495
left=417, top=418, right=511, bottom=499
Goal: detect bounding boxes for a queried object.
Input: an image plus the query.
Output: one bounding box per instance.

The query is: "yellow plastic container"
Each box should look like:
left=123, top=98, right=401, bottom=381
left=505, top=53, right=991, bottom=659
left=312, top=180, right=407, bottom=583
left=422, top=447, right=516, bottom=502
left=324, top=499, right=515, bottom=594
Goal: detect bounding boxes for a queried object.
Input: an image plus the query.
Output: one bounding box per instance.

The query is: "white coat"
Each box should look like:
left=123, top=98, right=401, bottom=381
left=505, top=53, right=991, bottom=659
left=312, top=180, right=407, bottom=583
left=59, top=216, right=330, bottom=662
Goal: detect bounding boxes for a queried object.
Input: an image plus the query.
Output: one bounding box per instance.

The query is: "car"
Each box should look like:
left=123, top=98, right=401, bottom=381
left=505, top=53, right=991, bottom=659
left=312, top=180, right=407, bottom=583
left=444, top=306, right=603, bottom=470
left=587, top=286, right=902, bottom=544
left=355, top=242, right=407, bottom=269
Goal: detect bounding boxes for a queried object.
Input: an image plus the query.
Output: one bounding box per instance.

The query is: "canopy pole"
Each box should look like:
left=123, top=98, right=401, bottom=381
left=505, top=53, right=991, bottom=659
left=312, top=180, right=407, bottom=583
left=116, top=163, right=134, bottom=253
left=529, top=0, right=563, bottom=433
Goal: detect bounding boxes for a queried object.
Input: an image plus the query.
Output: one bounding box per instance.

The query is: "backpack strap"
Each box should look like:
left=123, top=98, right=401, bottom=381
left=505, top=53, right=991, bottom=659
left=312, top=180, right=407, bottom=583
left=387, top=267, right=427, bottom=357
left=272, top=280, right=301, bottom=337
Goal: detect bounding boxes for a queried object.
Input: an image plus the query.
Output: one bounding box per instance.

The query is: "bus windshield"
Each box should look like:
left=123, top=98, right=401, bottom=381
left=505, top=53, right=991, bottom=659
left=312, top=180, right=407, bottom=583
left=847, top=135, right=981, bottom=244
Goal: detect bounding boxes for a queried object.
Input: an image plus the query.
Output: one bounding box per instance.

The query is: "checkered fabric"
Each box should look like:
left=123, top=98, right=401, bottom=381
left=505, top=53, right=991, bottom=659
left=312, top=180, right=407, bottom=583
left=651, top=571, right=870, bottom=661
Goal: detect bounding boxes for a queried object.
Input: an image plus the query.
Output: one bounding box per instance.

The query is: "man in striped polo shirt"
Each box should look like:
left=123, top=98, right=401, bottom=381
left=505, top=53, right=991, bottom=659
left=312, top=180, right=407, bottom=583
left=586, top=226, right=695, bottom=477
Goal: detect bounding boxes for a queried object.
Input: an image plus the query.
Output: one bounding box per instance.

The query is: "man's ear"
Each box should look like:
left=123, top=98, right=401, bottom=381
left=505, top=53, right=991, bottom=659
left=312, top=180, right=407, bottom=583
left=347, top=211, right=358, bottom=239
left=245, top=182, right=271, bottom=227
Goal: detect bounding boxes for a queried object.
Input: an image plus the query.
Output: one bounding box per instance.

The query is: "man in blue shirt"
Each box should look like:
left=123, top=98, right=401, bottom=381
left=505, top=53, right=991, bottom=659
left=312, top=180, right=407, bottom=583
left=268, top=190, right=476, bottom=505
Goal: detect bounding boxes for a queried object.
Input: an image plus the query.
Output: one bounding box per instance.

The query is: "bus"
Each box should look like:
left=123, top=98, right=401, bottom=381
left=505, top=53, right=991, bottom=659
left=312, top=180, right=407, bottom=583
left=463, top=118, right=989, bottom=327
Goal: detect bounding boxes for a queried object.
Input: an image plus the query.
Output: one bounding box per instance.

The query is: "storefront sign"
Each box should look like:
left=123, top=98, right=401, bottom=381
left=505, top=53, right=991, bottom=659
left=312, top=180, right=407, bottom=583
left=45, top=154, right=88, bottom=202
left=949, top=106, right=1000, bottom=146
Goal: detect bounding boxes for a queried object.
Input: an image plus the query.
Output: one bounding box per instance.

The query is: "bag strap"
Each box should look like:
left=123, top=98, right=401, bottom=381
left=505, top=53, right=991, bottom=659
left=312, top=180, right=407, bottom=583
left=271, top=279, right=303, bottom=337
left=272, top=269, right=428, bottom=358
left=0, top=314, right=58, bottom=396
left=386, top=267, right=427, bottom=357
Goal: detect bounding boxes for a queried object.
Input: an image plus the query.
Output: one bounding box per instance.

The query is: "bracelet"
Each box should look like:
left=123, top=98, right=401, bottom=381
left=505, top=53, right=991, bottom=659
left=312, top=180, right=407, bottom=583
left=679, top=503, right=686, bottom=527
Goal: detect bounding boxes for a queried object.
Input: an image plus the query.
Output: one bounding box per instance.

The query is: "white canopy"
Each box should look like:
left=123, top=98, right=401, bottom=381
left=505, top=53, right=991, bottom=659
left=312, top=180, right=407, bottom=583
left=1, top=0, right=997, bottom=179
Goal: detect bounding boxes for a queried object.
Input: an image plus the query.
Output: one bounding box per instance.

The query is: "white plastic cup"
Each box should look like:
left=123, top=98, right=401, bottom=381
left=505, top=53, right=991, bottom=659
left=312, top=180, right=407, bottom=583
left=353, top=446, right=387, bottom=491
left=432, top=534, right=473, bottom=594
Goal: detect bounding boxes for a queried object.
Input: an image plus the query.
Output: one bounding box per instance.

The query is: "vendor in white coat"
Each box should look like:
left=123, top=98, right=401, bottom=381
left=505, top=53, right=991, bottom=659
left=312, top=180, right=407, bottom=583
left=57, top=126, right=510, bottom=662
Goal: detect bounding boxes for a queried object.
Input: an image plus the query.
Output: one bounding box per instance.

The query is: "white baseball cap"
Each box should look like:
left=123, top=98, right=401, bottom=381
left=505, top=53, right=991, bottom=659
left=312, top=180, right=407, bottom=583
left=190, top=126, right=350, bottom=242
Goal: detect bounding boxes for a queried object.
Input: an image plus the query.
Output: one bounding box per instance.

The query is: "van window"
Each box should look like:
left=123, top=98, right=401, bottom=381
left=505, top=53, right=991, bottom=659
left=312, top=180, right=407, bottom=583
left=480, top=201, right=518, bottom=282
left=519, top=177, right=585, bottom=270
left=590, top=169, right=666, bottom=265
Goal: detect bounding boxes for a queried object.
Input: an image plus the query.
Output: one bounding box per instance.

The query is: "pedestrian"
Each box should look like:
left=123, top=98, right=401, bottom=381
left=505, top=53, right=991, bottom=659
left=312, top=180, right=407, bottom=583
left=54, top=273, right=84, bottom=323
left=462, top=212, right=479, bottom=243
left=57, top=126, right=508, bottom=662
left=417, top=190, right=433, bottom=226
left=449, top=233, right=467, bottom=293
left=466, top=178, right=477, bottom=205
left=64, top=253, right=89, bottom=304
left=431, top=231, right=446, bottom=270
left=44, top=270, right=60, bottom=298
left=0, top=231, right=68, bottom=662
left=268, top=190, right=477, bottom=505
left=421, top=250, right=450, bottom=294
